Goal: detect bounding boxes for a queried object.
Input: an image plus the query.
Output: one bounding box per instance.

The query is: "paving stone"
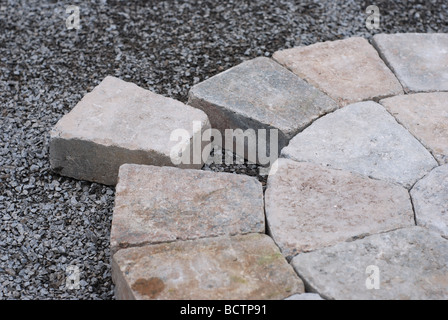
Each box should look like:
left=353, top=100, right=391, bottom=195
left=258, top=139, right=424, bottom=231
left=372, top=33, right=448, bottom=93
left=285, top=293, right=324, bottom=300
left=273, top=37, right=403, bottom=106
left=411, top=165, right=448, bottom=238
left=112, top=234, right=305, bottom=300
left=110, top=164, right=265, bottom=254
left=265, top=159, right=415, bottom=259
left=292, top=227, right=448, bottom=300
left=50, top=76, right=210, bottom=185
left=381, top=92, right=448, bottom=165
left=281, top=101, right=437, bottom=188
left=188, top=57, right=338, bottom=162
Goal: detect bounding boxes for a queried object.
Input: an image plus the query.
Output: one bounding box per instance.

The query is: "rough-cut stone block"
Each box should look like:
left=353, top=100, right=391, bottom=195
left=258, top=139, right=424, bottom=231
left=188, top=57, right=338, bottom=162
left=281, top=101, right=437, bottom=188
left=381, top=93, right=448, bottom=165
left=372, top=33, right=448, bottom=93
left=285, top=293, right=324, bottom=300
left=273, top=37, right=403, bottom=106
left=50, top=76, right=210, bottom=185
left=112, top=234, right=305, bottom=300
left=292, top=227, right=448, bottom=300
left=411, top=165, right=448, bottom=238
left=110, top=164, right=265, bottom=254
left=265, top=159, right=415, bottom=259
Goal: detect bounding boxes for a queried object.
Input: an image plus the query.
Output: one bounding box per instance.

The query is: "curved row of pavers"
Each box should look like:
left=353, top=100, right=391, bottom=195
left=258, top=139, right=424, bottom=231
left=48, top=33, right=448, bottom=300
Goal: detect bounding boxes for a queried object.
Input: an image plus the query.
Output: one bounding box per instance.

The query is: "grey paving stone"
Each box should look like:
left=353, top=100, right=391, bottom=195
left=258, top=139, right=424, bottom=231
left=265, top=159, right=415, bottom=259
left=381, top=92, right=448, bottom=165
left=372, top=33, right=448, bottom=93
left=411, top=165, right=448, bottom=238
left=110, top=164, right=265, bottom=254
left=188, top=57, right=338, bottom=163
left=292, top=227, right=448, bottom=300
left=112, top=234, right=305, bottom=300
left=50, top=76, right=210, bottom=185
left=273, top=37, right=403, bottom=106
left=281, top=101, right=438, bottom=188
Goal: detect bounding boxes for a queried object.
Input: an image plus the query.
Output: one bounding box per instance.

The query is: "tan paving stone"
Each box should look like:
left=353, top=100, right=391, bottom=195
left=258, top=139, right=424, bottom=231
left=273, top=37, right=403, bottom=106
left=265, top=159, right=415, bottom=259
left=381, top=92, right=448, bottom=164
left=112, top=234, right=305, bottom=300
left=110, top=164, right=265, bottom=254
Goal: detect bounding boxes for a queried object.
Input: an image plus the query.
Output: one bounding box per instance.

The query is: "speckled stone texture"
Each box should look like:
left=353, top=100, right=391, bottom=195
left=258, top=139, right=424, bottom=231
left=188, top=57, right=338, bottom=161
left=112, top=234, right=305, bottom=300
left=372, top=33, right=448, bottom=93
left=273, top=37, right=403, bottom=106
left=381, top=92, right=448, bottom=165
left=265, top=159, right=415, bottom=259
left=285, top=293, right=324, bottom=300
left=110, top=164, right=265, bottom=254
left=281, top=101, right=437, bottom=189
left=292, top=227, right=448, bottom=300
left=50, top=76, right=210, bottom=185
left=411, top=165, right=448, bottom=238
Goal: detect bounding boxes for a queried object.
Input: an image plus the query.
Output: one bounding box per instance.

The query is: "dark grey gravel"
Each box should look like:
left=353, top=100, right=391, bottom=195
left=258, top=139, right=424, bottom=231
left=0, top=0, right=446, bottom=300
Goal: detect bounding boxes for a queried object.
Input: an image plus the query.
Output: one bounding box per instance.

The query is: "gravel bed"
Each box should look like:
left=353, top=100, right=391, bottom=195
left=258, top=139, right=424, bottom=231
left=0, top=0, right=446, bottom=300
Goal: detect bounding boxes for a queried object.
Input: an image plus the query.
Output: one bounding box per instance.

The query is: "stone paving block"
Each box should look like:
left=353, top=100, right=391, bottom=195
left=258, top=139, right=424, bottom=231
left=281, top=101, right=437, bottom=188
left=411, top=165, right=448, bottom=238
left=188, top=57, right=338, bottom=162
left=381, top=92, right=448, bottom=165
left=291, top=227, right=448, bottom=300
left=265, top=159, right=415, bottom=259
left=110, top=164, right=265, bottom=254
left=112, top=234, right=305, bottom=300
left=372, top=33, right=448, bottom=93
left=285, top=293, right=324, bottom=300
left=273, top=37, right=403, bottom=106
left=50, top=76, right=210, bottom=185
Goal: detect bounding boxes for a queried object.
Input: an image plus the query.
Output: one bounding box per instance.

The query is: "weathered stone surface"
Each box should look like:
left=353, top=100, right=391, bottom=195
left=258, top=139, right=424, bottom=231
left=292, top=227, right=448, bottom=300
left=265, top=159, right=415, bottom=259
left=381, top=93, right=448, bottom=165
left=372, top=33, right=448, bottom=93
left=110, top=164, right=265, bottom=254
left=188, top=57, right=338, bottom=162
left=281, top=101, right=437, bottom=188
left=273, top=37, right=403, bottom=106
left=112, top=234, right=305, bottom=300
left=50, top=76, right=210, bottom=185
left=411, top=165, right=448, bottom=238
left=285, top=293, right=324, bottom=300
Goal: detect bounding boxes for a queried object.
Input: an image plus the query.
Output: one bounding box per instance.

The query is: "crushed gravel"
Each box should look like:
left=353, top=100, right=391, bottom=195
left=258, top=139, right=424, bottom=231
left=0, top=0, right=446, bottom=300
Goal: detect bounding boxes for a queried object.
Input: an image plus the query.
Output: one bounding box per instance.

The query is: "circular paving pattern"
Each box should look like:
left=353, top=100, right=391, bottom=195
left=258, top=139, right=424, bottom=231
left=50, top=33, right=448, bottom=300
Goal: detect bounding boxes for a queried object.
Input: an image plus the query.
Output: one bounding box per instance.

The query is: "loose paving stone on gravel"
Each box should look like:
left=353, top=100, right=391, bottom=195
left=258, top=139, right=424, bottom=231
left=110, top=164, right=264, bottom=254
left=50, top=76, right=210, bottom=186
left=112, top=234, right=304, bottom=300
left=273, top=37, right=403, bottom=106
left=372, top=33, right=448, bottom=93
left=291, top=227, right=448, bottom=300
left=411, top=165, right=448, bottom=239
left=265, top=159, right=415, bottom=259
left=281, top=101, right=438, bottom=189
left=381, top=92, right=448, bottom=165
left=188, top=57, right=338, bottom=162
